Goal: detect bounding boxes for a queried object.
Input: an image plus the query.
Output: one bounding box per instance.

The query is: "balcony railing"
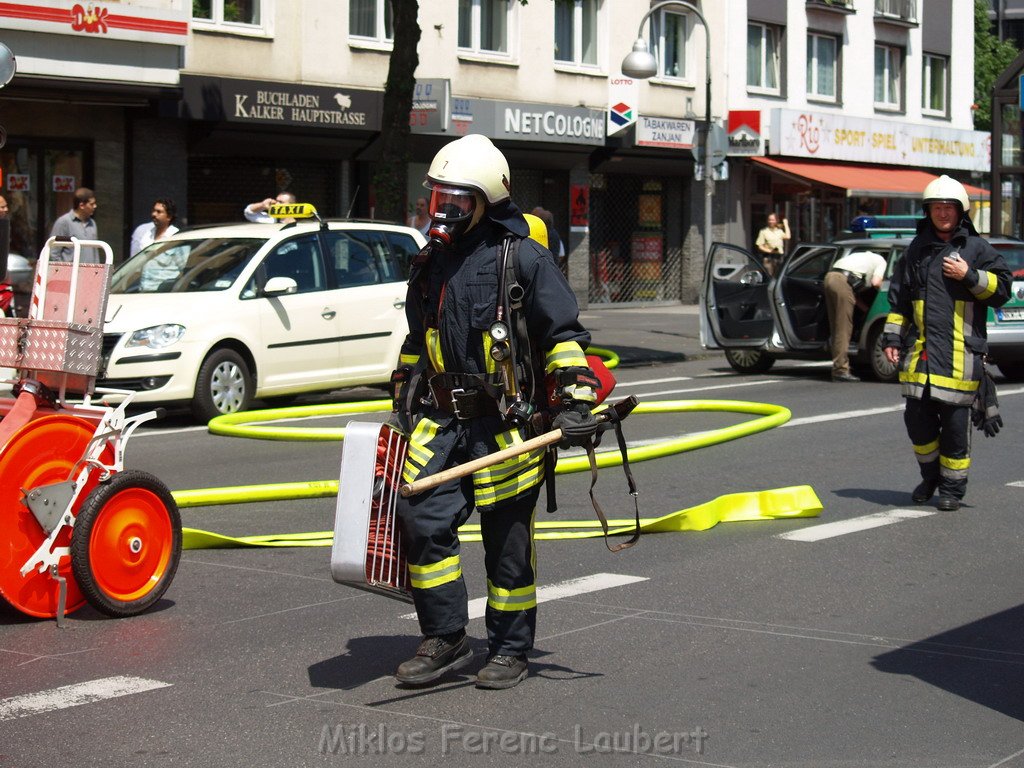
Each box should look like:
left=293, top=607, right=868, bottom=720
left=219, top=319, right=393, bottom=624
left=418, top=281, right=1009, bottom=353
left=874, top=0, right=918, bottom=24
left=806, top=0, right=856, bottom=13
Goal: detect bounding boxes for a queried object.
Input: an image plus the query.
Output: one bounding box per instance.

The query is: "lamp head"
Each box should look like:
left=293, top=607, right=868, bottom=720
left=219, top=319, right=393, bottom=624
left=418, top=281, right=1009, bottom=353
left=0, top=43, right=15, bottom=89
left=620, top=38, right=658, bottom=80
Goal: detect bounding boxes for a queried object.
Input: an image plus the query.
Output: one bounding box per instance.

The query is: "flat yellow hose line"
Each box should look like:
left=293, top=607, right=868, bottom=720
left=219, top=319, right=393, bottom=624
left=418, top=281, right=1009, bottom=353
left=181, top=485, right=820, bottom=549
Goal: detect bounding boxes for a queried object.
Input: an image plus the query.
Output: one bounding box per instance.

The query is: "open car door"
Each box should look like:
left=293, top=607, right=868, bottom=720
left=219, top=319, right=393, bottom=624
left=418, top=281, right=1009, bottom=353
left=772, top=243, right=840, bottom=351
left=701, top=242, right=774, bottom=350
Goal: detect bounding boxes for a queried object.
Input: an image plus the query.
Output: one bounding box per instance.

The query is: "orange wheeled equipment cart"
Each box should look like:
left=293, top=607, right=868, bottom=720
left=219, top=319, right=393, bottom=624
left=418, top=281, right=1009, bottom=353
left=0, top=237, right=181, bottom=625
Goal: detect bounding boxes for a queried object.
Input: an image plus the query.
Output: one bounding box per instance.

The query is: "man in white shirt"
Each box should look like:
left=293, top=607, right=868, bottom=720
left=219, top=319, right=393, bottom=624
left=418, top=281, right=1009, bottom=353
left=824, top=250, right=888, bottom=382
left=130, top=198, right=179, bottom=257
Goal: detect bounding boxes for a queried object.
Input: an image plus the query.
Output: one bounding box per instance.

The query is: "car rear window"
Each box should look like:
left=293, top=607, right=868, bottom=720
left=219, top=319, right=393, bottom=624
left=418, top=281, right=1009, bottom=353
left=111, top=238, right=265, bottom=293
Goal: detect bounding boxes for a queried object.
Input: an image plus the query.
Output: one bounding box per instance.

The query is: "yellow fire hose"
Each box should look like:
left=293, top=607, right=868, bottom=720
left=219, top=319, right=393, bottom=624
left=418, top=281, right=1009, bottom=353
left=180, top=375, right=822, bottom=548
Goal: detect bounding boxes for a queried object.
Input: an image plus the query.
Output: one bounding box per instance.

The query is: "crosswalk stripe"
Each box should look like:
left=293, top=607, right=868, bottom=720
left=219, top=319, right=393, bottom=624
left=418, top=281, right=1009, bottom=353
left=401, top=572, right=648, bottom=620
left=0, top=676, right=172, bottom=721
left=778, top=509, right=935, bottom=542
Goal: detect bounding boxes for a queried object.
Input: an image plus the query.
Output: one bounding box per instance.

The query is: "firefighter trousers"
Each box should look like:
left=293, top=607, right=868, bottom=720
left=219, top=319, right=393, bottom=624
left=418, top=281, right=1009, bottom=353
left=396, top=414, right=543, bottom=658
left=903, top=394, right=972, bottom=500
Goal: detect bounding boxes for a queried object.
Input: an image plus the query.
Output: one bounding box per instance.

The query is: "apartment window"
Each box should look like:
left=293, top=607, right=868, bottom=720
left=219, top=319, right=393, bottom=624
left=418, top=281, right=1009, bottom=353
left=193, top=0, right=263, bottom=28
left=554, top=0, right=599, bottom=67
left=651, top=9, right=687, bottom=79
left=922, top=53, right=948, bottom=115
left=874, top=44, right=902, bottom=109
left=747, top=23, right=780, bottom=93
left=349, top=0, right=392, bottom=43
left=807, top=33, right=838, bottom=101
left=459, top=0, right=511, bottom=55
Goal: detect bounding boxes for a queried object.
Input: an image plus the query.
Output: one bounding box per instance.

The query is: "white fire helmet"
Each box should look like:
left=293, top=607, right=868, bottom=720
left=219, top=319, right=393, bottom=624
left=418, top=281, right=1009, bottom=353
left=923, top=175, right=970, bottom=213
left=424, top=134, right=511, bottom=206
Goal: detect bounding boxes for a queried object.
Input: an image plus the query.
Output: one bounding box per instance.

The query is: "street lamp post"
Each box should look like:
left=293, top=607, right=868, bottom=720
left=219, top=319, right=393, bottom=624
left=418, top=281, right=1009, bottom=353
left=621, top=0, right=714, bottom=258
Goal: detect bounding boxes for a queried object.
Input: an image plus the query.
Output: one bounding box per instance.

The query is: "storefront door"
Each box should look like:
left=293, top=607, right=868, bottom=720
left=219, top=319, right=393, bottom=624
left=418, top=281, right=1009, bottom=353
left=0, top=141, right=91, bottom=259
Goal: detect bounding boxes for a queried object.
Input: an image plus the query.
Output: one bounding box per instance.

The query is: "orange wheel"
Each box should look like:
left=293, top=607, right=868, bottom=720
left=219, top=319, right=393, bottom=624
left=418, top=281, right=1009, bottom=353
left=0, top=415, right=112, bottom=618
left=70, top=470, right=181, bottom=617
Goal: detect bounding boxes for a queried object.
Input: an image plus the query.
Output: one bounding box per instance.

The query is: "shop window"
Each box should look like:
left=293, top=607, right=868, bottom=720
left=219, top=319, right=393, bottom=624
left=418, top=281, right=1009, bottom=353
left=192, top=0, right=271, bottom=35
left=807, top=33, right=838, bottom=102
left=651, top=9, right=687, bottom=80
left=459, top=0, right=513, bottom=58
left=921, top=53, right=948, bottom=117
left=349, top=0, right=393, bottom=46
left=874, top=43, right=902, bottom=111
left=747, top=22, right=781, bottom=94
left=554, top=0, right=601, bottom=69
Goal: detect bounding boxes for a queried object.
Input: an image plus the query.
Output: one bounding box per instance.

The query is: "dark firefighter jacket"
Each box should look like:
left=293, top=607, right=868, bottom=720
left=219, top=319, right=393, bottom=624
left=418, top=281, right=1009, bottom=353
left=882, top=217, right=1011, bottom=405
left=398, top=207, right=592, bottom=406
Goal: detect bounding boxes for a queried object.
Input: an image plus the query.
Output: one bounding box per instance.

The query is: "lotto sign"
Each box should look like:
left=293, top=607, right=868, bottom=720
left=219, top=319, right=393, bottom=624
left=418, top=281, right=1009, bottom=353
left=607, top=77, right=638, bottom=137
left=7, top=174, right=29, bottom=192
left=53, top=175, right=76, bottom=193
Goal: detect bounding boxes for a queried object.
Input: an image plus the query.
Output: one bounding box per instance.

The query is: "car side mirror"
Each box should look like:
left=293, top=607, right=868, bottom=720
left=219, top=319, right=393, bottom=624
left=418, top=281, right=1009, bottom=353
left=262, top=276, right=298, bottom=296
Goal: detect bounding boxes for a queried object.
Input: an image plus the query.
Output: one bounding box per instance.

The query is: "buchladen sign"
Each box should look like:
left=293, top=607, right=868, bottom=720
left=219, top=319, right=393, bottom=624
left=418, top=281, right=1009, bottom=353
left=769, top=108, right=990, bottom=173
left=181, top=76, right=381, bottom=131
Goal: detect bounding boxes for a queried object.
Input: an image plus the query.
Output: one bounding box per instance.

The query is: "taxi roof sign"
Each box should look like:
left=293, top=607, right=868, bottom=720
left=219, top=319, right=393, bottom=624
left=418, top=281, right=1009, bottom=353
left=268, top=203, right=318, bottom=219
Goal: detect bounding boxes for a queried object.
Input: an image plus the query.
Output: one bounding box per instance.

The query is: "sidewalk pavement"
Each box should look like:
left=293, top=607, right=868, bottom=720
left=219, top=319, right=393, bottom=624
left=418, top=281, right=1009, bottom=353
left=578, top=302, right=712, bottom=368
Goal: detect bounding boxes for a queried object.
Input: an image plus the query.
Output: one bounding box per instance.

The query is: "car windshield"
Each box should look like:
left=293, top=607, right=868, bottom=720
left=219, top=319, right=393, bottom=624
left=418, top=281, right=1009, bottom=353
left=110, top=238, right=265, bottom=294
left=992, top=242, right=1024, bottom=278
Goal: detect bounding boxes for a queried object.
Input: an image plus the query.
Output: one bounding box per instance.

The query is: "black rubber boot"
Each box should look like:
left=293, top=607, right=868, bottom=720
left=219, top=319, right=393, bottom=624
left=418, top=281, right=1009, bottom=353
left=475, top=655, right=528, bottom=690
left=395, top=631, right=472, bottom=685
left=937, top=496, right=961, bottom=511
left=911, top=479, right=938, bottom=504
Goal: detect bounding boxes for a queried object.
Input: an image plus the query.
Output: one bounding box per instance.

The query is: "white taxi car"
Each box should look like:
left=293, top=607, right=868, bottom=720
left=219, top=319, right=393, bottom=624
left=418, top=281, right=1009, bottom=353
left=100, top=207, right=425, bottom=421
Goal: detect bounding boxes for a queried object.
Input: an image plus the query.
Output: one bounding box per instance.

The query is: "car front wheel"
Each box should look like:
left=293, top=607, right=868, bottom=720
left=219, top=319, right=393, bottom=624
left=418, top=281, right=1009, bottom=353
left=192, top=348, right=253, bottom=422
left=868, top=326, right=898, bottom=382
left=724, top=348, right=775, bottom=374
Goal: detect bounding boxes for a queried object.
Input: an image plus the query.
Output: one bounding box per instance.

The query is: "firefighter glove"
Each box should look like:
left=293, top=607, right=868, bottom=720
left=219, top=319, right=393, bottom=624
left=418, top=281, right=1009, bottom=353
left=552, top=402, right=598, bottom=449
left=971, top=367, right=1002, bottom=438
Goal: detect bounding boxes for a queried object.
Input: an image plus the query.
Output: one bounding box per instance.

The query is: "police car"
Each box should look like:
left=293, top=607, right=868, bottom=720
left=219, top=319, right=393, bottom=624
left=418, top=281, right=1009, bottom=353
left=700, top=236, right=1024, bottom=382
left=100, top=205, right=425, bottom=421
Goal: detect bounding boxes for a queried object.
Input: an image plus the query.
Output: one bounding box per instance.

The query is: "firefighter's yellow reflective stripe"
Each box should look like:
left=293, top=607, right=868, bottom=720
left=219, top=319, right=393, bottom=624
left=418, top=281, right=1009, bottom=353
left=544, top=341, right=588, bottom=373
left=970, top=270, right=997, bottom=300
left=898, top=370, right=981, bottom=392
left=426, top=328, right=444, bottom=372
left=486, top=579, right=537, bottom=611
left=904, top=300, right=926, bottom=374
left=403, top=419, right=440, bottom=481
left=409, top=555, right=462, bottom=589
left=940, top=455, right=971, bottom=471
left=883, top=312, right=908, bottom=336
left=474, top=462, right=544, bottom=506
left=953, top=300, right=966, bottom=381
left=482, top=332, right=499, bottom=375
left=913, top=438, right=940, bottom=456
left=399, top=353, right=419, bottom=367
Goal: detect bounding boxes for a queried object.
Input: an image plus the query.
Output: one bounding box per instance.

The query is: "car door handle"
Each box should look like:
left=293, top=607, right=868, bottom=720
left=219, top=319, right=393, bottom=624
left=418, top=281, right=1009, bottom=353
left=321, top=309, right=337, bottom=320
left=394, top=299, right=406, bottom=309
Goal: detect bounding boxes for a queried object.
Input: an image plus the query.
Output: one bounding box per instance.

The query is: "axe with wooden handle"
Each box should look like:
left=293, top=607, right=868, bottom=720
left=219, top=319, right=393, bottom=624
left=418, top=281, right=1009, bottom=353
left=398, top=395, right=638, bottom=498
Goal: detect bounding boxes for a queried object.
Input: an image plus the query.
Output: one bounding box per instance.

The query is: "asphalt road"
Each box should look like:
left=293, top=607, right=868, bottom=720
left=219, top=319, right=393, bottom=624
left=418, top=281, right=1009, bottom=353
left=2, top=305, right=1024, bottom=768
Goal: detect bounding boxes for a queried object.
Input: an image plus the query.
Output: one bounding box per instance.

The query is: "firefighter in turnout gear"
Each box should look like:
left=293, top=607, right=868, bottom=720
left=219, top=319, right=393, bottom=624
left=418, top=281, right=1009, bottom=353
left=390, top=134, right=597, bottom=689
left=882, top=175, right=1011, bottom=511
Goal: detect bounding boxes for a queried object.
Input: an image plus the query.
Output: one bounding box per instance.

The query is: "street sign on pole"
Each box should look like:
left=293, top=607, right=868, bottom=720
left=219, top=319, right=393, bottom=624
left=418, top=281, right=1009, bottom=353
left=706, top=124, right=728, bottom=168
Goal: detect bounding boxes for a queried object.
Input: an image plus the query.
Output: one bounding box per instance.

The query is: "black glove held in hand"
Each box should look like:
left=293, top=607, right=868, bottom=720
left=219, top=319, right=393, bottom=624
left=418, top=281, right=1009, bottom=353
left=971, top=366, right=1002, bottom=438
left=551, top=403, right=598, bottom=449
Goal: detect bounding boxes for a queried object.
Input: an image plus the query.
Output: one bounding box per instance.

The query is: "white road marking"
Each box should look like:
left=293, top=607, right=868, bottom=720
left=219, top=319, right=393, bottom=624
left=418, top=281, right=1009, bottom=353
left=614, top=375, right=693, bottom=387
left=0, top=675, right=172, bottom=721
left=778, top=509, right=935, bottom=542
left=401, top=572, right=648, bottom=620
left=782, top=404, right=904, bottom=427
left=1008, top=481, right=1024, bottom=488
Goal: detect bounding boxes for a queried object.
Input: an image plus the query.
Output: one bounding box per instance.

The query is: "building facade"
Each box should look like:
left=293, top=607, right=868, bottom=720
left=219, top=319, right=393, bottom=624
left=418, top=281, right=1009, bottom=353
left=0, top=0, right=989, bottom=307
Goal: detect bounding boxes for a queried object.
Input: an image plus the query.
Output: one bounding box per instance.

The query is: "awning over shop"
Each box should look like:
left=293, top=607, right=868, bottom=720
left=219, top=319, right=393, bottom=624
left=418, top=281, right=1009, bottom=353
left=751, top=157, right=990, bottom=200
